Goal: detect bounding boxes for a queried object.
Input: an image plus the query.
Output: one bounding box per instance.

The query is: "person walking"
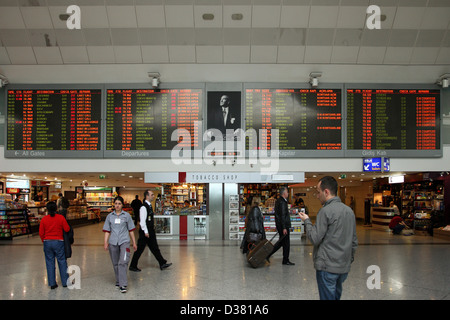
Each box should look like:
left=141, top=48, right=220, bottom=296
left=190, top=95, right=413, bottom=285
left=268, top=187, right=294, bottom=265
left=39, top=201, right=71, bottom=289
left=130, top=195, right=142, bottom=225
left=298, top=176, right=358, bottom=300
left=242, top=197, right=266, bottom=254
left=129, top=190, right=172, bottom=272
left=103, top=196, right=137, bottom=293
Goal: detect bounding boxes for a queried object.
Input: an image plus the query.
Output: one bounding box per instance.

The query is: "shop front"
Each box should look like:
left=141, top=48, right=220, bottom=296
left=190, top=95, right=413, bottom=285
left=144, top=171, right=306, bottom=241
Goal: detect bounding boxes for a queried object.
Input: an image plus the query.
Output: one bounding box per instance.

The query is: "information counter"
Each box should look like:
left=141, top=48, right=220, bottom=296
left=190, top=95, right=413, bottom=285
left=371, top=207, right=395, bottom=231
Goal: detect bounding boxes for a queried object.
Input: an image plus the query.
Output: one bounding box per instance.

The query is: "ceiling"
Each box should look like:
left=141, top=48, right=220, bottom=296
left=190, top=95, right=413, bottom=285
left=0, top=0, right=449, bottom=66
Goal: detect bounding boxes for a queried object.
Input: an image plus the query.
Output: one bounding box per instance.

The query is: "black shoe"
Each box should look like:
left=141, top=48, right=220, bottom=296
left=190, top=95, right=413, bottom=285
left=119, top=286, right=127, bottom=293
left=129, top=266, right=141, bottom=272
left=160, top=263, right=172, bottom=270
left=50, top=284, right=58, bottom=289
left=282, top=261, right=295, bottom=265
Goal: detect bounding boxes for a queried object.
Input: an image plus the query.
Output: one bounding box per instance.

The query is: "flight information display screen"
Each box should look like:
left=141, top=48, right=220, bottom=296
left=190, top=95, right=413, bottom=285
left=245, top=88, right=342, bottom=152
left=105, top=88, right=202, bottom=157
left=347, top=89, right=440, bottom=151
left=6, top=89, right=102, bottom=157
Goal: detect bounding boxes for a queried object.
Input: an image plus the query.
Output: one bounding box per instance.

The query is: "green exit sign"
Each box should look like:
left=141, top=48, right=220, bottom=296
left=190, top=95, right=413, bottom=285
left=340, top=174, right=347, bottom=179
left=99, top=175, right=106, bottom=179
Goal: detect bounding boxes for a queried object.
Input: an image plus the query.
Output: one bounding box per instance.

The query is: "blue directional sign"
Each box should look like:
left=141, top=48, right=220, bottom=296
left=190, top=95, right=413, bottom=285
left=363, top=157, right=390, bottom=172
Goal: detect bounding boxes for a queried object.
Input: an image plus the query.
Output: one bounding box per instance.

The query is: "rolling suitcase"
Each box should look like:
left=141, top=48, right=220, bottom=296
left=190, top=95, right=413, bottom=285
left=247, top=233, right=281, bottom=268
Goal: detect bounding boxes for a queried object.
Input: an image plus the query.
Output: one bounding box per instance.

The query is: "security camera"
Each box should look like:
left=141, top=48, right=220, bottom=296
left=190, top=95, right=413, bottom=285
left=148, top=72, right=160, bottom=88
left=442, top=78, right=449, bottom=88
left=151, top=77, right=159, bottom=88
left=309, top=72, right=322, bottom=88
left=0, top=74, right=9, bottom=87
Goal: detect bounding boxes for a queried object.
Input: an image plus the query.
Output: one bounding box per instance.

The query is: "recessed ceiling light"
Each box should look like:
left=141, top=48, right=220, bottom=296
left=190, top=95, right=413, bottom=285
left=231, top=13, right=243, bottom=20
left=202, top=13, right=214, bottom=20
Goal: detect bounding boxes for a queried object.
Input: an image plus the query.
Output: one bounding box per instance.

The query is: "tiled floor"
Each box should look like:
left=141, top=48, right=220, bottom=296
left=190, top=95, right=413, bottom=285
left=0, top=222, right=449, bottom=300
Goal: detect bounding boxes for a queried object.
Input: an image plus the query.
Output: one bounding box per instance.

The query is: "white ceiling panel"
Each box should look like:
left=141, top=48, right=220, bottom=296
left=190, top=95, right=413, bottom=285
left=223, top=6, right=252, bottom=28
left=0, top=47, right=11, bottom=65
left=1, top=29, right=31, bottom=46
left=0, top=7, right=26, bottom=29
left=54, top=29, right=85, bottom=46
left=20, top=7, right=53, bottom=29
left=110, top=28, right=140, bottom=46
left=277, top=45, right=305, bottom=63
left=1, top=1, right=449, bottom=66
left=196, top=45, right=222, bottom=63
left=113, top=45, right=142, bottom=63
left=86, top=45, right=115, bottom=63
left=308, top=6, right=339, bottom=28
left=194, top=5, right=223, bottom=28
left=383, top=47, right=414, bottom=64
left=33, top=46, right=63, bottom=64
left=250, top=45, right=277, bottom=63
left=420, top=7, right=450, bottom=29
left=279, top=6, right=310, bottom=28
left=377, top=6, right=397, bottom=30
left=304, top=46, right=333, bottom=63
left=165, top=5, right=194, bottom=28
left=435, top=48, right=450, bottom=64
left=357, top=46, right=386, bottom=64
left=331, top=46, right=359, bottom=63
left=336, top=6, right=366, bottom=28
left=106, top=6, right=138, bottom=28
left=393, top=7, right=426, bottom=29
left=168, top=45, right=195, bottom=62
left=48, top=6, right=71, bottom=29
left=81, top=6, right=110, bottom=29
left=223, top=45, right=250, bottom=63
left=410, top=47, right=440, bottom=64
left=252, top=5, right=281, bottom=28
left=59, top=46, right=89, bottom=64
left=6, top=46, right=37, bottom=64
left=141, top=45, right=169, bottom=63
left=136, top=5, right=166, bottom=28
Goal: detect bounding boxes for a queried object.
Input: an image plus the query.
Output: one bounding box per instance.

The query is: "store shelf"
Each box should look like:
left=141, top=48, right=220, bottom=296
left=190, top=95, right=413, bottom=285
left=0, top=208, right=31, bottom=239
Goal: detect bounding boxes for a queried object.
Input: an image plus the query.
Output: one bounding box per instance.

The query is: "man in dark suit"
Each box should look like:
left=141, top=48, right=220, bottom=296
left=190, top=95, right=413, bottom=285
left=129, top=190, right=172, bottom=272
left=268, top=187, right=295, bottom=265
left=208, top=94, right=241, bottom=140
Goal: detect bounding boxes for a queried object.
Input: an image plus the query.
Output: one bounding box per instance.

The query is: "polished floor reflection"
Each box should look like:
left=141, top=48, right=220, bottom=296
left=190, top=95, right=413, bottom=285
left=0, top=222, right=449, bottom=300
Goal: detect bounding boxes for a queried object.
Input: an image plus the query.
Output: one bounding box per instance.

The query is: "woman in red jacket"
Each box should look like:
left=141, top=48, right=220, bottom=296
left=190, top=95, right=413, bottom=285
left=39, top=201, right=70, bottom=289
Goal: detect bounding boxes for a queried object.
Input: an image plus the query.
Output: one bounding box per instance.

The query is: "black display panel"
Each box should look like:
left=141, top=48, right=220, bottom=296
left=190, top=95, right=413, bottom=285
left=6, top=88, right=102, bottom=158
left=347, top=89, right=440, bottom=153
left=244, top=88, right=342, bottom=154
left=105, top=88, right=202, bottom=157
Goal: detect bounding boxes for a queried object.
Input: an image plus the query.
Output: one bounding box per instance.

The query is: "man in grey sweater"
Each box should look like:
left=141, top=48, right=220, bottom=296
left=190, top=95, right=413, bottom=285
left=298, top=176, right=358, bottom=300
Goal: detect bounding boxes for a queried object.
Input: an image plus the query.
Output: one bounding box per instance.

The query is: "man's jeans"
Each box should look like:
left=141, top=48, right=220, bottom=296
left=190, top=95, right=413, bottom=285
left=316, top=270, right=348, bottom=300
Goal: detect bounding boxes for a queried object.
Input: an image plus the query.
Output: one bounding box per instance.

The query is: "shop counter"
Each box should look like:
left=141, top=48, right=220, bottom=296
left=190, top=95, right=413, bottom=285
left=154, top=215, right=209, bottom=240
left=371, top=207, right=395, bottom=231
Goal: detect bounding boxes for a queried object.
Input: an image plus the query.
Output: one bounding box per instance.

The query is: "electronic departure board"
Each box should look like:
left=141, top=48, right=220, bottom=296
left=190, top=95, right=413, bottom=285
left=244, top=87, right=342, bottom=157
left=104, top=88, right=202, bottom=158
left=6, top=88, right=102, bottom=158
left=346, top=88, right=441, bottom=157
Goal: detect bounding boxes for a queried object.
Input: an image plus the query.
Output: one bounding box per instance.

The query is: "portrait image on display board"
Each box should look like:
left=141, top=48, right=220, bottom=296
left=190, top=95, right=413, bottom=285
left=206, top=91, right=242, bottom=140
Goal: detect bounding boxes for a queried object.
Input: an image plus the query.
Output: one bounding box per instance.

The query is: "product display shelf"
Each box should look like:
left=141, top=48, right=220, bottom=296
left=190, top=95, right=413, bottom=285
left=238, top=210, right=304, bottom=241
left=85, top=191, right=113, bottom=213
left=0, top=208, right=31, bottom=239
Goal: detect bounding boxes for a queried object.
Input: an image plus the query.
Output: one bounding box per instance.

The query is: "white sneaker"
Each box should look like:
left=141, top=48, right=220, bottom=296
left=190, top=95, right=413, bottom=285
left=119, top=286, right=127, bottom=293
